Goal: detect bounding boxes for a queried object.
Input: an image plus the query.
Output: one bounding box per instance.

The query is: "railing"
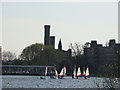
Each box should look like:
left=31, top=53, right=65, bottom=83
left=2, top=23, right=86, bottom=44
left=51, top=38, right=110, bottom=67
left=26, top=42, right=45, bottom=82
left=0, top=65, right=55, bottom=76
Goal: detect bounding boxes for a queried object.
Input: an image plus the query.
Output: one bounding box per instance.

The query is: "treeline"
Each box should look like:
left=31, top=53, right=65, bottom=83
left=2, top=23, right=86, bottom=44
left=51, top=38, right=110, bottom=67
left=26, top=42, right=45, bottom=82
left=98, top=48, right=120, bottom=78
left=2, top=43, right=120, bottom=77
left=2, top=43, right=90, bottom=75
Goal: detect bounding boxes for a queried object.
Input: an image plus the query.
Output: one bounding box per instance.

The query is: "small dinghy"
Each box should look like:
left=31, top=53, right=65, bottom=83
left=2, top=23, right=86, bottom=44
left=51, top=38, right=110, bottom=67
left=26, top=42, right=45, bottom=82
left=40, top=66, right=48, bottom=79
left=72, top=65, right=77, bottom=79
left=58, top=66, right=66, bottom=79
left=85, top=67, right=90, bottom=79
left=77, top=66, right=82, bottom=79
left=72, top=66, right=82, bottom=79
left=50, top=69, right=58, bottom=79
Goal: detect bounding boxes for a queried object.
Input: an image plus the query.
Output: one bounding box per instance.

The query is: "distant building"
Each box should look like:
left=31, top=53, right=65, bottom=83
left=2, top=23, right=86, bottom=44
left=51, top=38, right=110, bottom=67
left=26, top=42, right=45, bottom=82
left=58, top=39, right=71, bottom=56
left=49, top=36, right=55, bottom=48
left=84, top=39, right=120, bottom=73
left=44, top=25, right=71, bottom=56
left=58, top=39, right=62, bottom=51
left=44, top=25, right=55, bottom=48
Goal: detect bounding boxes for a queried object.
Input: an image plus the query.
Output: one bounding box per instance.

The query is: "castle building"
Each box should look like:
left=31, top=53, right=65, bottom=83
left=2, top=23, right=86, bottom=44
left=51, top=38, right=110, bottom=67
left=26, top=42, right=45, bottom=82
left=49, top=36, right=55, bottom=48
left=58, top=39, right=71, bottom=56
left=84, top=39, right=120, bottom=73
left=44, top=25, right=55, bottom=48
left=44, top=25, right=50, bottom=46
left=58, top=39, right=62, bottom=51
left=44, top=25, right=71, bottom=56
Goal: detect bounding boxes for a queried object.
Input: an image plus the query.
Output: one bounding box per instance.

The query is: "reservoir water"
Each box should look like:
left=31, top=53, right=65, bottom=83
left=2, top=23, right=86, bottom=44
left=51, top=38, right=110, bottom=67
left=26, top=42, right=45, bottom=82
left=1, top=75, right=120, bottom=88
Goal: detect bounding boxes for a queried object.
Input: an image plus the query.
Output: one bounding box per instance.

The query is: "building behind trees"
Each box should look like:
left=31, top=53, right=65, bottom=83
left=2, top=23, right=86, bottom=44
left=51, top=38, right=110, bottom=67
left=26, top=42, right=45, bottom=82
left=84, top=39, right=120, bottom=75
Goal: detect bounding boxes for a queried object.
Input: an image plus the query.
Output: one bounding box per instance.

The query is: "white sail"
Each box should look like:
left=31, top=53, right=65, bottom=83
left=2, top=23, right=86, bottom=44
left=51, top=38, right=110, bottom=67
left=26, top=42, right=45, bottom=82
left=55, top=69, right=58, bottom=77
left=73, top=68, right=77, bottom=78
left=85, top=67, right=90, bottom=77
left=59, top=68, right=64, bottom=76
left=77, top=66, right=82, bottom=77
left=63, top=66, right=66, bottom=76
left=45, top=66, right=48, bottom=76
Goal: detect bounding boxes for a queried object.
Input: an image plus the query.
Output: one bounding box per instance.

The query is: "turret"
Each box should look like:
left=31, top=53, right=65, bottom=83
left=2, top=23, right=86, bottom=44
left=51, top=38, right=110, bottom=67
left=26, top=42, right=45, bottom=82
left=58, top=39, right=62, bottom=50
left=44, top=25, right=50, bottom=45
left=109, top=39, right=116, bottom=47
left=90, top=40, right=97, bottom=48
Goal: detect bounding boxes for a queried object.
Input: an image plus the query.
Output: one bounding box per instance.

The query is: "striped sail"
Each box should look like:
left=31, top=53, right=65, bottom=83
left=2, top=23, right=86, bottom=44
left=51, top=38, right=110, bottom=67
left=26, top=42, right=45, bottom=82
left=63, top=66, right=66, bottom=76
left=59, top=68, right=64, bottom=77
left=77, top=66, right=82, bottom=77
left=85, top=67, right=90, bottom=77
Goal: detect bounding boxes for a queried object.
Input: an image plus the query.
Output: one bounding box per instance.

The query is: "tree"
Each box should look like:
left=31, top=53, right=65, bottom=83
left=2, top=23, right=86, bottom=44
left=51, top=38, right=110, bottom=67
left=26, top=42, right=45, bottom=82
left=2, top=51, right=16, bottom=61
left=97, top=46, right=120, bottom=78
left=116, top=47, right=120, bottom=78
left=20, top=43, right=44, bottom=65
left=69, top=43, right=84, bottom=56
left=20, top=43, right=70, bottom=66
left=93, top=46, right=120, bottom=89
left=69, top=43, right=90, bottom=71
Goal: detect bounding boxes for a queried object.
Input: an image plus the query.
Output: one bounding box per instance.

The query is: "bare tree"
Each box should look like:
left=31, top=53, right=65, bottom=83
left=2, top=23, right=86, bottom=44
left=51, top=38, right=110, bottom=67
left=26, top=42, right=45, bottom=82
left=69, top=43, right=84, bottom=56
left=105, top=41, right=109, bottom=47
left=2, top=51, right=16, bottom=61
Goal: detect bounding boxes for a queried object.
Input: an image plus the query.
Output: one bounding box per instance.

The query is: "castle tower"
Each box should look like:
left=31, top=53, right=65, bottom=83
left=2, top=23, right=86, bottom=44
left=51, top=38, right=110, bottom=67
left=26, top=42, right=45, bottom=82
left=109, top=39, right=116, bottom=47
left=49, top=36, right=55, bottom=49
left=44, top=25, right=50, bottom=45
left=58, top=39, right=62, bottom=50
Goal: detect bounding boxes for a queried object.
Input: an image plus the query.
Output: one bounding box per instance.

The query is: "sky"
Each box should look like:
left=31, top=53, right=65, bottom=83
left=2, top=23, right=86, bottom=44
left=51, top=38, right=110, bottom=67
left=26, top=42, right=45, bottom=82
left=1, top=1, right=118, bottom=56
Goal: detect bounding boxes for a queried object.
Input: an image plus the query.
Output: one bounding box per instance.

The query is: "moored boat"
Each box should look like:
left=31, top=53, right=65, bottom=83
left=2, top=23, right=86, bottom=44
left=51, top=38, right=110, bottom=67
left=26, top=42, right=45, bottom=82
left=40, top=66, right=48, bottom=79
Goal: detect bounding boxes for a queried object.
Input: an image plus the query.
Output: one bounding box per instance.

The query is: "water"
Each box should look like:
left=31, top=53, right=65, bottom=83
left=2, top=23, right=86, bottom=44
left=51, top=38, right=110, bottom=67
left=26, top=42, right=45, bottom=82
left=1, top=75, right=119, bottom=88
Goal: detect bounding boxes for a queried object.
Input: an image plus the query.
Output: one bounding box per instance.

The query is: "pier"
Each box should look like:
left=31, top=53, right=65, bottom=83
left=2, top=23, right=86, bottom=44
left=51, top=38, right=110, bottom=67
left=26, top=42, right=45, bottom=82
left=1, top=65, right=55, bottom=76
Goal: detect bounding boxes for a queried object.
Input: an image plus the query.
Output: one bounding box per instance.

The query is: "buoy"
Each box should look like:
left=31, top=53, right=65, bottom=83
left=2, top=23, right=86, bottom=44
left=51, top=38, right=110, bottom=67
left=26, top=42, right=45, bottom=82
left=7, top=82, right=10, bottom=84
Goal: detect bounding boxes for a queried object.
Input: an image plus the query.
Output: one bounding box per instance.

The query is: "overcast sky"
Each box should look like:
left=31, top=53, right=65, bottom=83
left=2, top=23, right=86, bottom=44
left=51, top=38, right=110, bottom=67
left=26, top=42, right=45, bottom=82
left=1, top=1, right=118, bottom=56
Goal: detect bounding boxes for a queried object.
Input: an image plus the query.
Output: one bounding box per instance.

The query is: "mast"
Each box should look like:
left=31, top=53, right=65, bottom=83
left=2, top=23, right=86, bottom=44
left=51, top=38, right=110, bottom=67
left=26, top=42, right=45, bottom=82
left=45, top=66, right=48, bottom=76
left=83, top=67, right=86, bottom=76
left=55, top=69, right=58, bottom=77
left=73, top=65, right=77, bottom=78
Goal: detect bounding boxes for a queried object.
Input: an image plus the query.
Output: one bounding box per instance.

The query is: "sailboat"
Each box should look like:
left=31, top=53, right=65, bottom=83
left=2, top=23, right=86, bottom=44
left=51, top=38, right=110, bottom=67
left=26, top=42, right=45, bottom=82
left=58, top=66, right=66, bottom=79
left=85, top=67, right=90, bottom=78
left=72, top=65, right=77, bottom=79
left=45, top=66, right=48, bottom=76
left=82, top=67, right=86, bottom=79
left=55, top=69, right=58, bottom=77
left=40, top=66, right=48, bottom=79
left=63, top=66, right=66, bottom=76
left=50, top=68, right=58, bottom=79
left=52, top=68, right=59, bottom=79
left=76, top=66, right=82, bottom=78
